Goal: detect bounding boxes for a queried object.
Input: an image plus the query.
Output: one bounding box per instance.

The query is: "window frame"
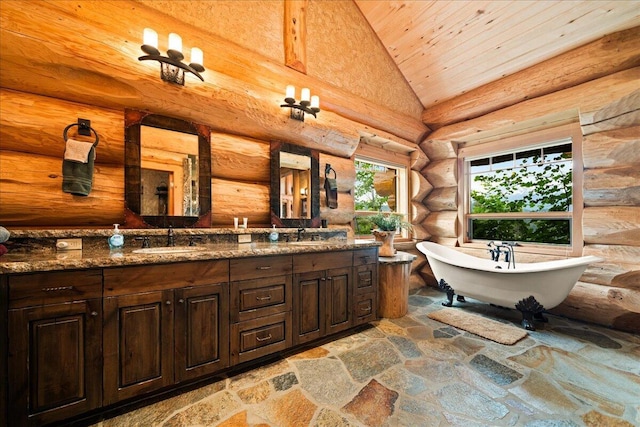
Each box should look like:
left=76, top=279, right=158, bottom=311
left=457, top=123, right=584, bottom=256
left=354, top=142, right=411, bottom=240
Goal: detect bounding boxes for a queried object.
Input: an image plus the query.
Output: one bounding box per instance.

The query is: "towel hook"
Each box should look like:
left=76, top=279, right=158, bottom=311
left=325, top=164, right=336, bottom=180
left=63, top=118, right=99, bottom=146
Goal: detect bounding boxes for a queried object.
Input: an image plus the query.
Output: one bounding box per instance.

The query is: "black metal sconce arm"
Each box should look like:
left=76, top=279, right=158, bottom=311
left=138, top=54, right=205, bottom=82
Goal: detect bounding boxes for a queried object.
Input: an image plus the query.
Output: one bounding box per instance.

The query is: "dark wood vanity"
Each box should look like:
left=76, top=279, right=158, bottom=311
left=1, top=244, right=378, bottom=426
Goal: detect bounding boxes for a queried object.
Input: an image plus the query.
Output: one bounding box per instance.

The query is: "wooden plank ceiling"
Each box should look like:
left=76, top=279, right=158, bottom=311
left=355, top=0, right=640, bottom=110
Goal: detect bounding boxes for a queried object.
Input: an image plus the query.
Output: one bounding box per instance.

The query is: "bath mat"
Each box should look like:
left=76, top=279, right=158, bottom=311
left=428, top=308, right=527, bottom=345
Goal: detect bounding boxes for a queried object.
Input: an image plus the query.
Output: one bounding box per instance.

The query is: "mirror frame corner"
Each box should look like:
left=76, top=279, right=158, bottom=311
left=270, top=141, right=320, bottom=228
left=124, top=109, right=212, bottom=228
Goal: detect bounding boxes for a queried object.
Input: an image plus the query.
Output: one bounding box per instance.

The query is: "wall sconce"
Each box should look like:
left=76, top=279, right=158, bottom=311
left=281, top=85, right=320, bottom=121
left=139, top=28, right=205, bottom=85
left=300, top=187, right=308, bottom=197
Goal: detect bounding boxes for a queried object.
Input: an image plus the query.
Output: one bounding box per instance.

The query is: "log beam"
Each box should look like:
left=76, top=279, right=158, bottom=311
left=422, top=27, right=640, bottom=129
left=428, top=68, right=639, bottom=142
left=0, top=1, right=427, bottom=157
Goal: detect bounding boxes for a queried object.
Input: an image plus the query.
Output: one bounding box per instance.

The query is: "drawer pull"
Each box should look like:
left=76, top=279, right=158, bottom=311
left=256, top=334, right=272, bottom=342
left=361, top=256, right=370, bottom=262
left=256, top=266, right=272, bottom=270
left=256, top=295, right=272, bottom=301
left=42, top=286, right=74, bottom=292
left=90, top=311, right=99, bottom=317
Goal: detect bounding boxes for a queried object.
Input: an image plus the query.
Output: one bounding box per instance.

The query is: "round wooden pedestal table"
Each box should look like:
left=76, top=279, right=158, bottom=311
left=378, top=251, right=417, bottom=318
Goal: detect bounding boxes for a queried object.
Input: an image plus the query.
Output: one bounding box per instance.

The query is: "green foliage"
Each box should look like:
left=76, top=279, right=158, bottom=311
left=470, top=152, right=572, bottom=244
left=355, top=161, right=388, bottom=211
left=362, top=213, right=412, bottom=232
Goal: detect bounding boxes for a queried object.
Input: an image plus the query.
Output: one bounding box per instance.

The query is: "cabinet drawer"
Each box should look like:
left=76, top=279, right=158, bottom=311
left=9, top=270, right=102, bottom=309
left=293, top=251, right=352, bottom=273
left=231, top=275, right=292, bottom=322
left=104, top=260, right=228, bottom=296
left=231, top=312, right=292, bottom=364
left=230, top=255, right=292, bottom=281
left=354, top=263, right=377, bottom=295
left=354, top=292, right=377, bottom=325
left=353, top=248, right=378, bottom=266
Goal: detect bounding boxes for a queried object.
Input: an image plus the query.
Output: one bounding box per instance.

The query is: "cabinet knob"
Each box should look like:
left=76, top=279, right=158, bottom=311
left=90, top=311, right=98, bottom=317
left=178, top=298, right=185, bottom=304
left=166, top=300, right=171, bottom=305
left=327, top=276, right=332, bottom=281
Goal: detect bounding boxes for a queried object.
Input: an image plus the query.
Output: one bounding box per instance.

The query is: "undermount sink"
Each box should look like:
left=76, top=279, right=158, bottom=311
left=132, top=246, right=206, bottom=254
left=289, top=241, right=327, bottom=246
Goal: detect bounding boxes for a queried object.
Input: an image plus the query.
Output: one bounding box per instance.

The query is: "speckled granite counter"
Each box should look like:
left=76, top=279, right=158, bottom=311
left=0, top=238, right=379, bottom=274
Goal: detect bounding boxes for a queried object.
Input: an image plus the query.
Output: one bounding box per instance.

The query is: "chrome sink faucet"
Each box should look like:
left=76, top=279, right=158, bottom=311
left=296, top=227, right=305, bottom=242
left=167, top=226, right=175, bottom=247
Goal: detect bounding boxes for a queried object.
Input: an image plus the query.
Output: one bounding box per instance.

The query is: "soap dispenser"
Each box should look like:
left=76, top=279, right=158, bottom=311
left=269, top=225, right=279, bottom=243
left=109, top=223, right=124, bottom=250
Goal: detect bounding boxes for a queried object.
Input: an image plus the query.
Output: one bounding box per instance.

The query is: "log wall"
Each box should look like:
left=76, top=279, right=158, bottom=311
left=413, top=28, right=640, bottom=332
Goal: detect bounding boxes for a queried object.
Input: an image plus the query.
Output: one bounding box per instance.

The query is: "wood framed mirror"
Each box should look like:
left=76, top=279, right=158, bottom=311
left=270, top=141, right=320, bottom=228
left=124, top=109, right=211, bottom=228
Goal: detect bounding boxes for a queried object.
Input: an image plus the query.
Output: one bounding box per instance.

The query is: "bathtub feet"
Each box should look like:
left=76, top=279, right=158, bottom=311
left=533, top=312, right=549, bottom=323
left=438, top=279, right=455, bottom=307
left=515, top=295, right=545, bottom=331
left=457, top=295, right=466, bottom=302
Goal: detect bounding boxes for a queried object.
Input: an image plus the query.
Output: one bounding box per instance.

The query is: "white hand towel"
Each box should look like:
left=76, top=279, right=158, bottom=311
left=64, top=138, right=95, bottom=163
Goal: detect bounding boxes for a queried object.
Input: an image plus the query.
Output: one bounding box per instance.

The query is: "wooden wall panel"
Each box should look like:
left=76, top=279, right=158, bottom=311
left=210, top=178, right=270, bottom=227
left=0, top=89, right=123, bottom=165
left=0, top=152, right=123, bottom=226
left=422, top=159, right=457, bottom=189
left=583, top=166, right=640, bottom=206
left=211, top=133, right=270, bottom=182
left=583, top=207, right=640, bottom=246
left=424, top=187, right=457, bottom=212
left=582, top=126, right=640, bottom=169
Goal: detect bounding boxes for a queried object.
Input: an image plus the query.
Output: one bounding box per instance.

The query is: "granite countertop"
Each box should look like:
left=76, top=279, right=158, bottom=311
left=0, top=240, right=380, bottom=274
left=378, top=251, right=417, bottom=265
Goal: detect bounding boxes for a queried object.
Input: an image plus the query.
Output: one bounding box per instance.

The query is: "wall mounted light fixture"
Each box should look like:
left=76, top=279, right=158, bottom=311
left=281, top=85, right=320, bottom=121
left=139, top=28, right=205, bottom=85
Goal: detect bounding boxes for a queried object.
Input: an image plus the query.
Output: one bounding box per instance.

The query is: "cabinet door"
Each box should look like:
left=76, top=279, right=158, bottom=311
left=8, top=299, right=102, bottom=427
left=292, top=270, right=324, bottom=345
left=175, top=284, right=229, bottom=383
left=103, top=290, right=174, bottom=405
left=325, top=267, right=353, bottom=336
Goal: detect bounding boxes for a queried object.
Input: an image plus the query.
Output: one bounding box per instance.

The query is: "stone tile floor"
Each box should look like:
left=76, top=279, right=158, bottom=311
left=94, top=287, right=640, bottom=427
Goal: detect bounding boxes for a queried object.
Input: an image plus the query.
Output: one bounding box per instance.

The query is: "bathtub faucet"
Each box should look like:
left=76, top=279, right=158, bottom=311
left=487, top=241, right=517, bottom=269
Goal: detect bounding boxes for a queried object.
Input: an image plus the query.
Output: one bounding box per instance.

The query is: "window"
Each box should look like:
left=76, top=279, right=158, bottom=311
left=354, top=156, right=409, bottom=238
left=458, top=123, right=583, bottom=255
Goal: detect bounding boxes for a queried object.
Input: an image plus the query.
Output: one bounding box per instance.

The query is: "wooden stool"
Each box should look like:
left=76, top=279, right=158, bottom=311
left=378, top=251, right=417, bottom=318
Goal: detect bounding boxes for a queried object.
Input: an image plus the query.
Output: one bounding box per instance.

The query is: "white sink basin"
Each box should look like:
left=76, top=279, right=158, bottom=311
left=289, top=241, right=327, bottom=246
left=132, top=246, right=206, bottom=254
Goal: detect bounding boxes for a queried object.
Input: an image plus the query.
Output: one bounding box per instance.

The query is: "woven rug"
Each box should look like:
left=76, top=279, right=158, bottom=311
left=428, top=307, right=528, bottom=345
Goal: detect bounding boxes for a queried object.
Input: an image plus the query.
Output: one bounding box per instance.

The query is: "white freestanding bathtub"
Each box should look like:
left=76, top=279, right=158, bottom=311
left=416, top=241, right=603, bottom=330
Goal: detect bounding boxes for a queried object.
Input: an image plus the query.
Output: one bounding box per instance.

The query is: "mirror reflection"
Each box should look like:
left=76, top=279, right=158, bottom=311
left=140, top=126, right=199, bottom=217
left=280, top=152, right=311, bottom=219
left=124, top=109, right=211, bottom=228
left=270, top=141, right=320, bottom=228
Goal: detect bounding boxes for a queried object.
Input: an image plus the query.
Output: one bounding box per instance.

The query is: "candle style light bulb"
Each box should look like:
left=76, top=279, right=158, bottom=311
left=310, top=95, right=320, bottom=110
left=284, top=85, right=296, bottom=103
left=300, top=88, right=310, bottom=102
left=143, top=28, right=158, bottom=48
left=190, top=47, right=203, bottom=65
left=168, top=33, right=182, bottom=52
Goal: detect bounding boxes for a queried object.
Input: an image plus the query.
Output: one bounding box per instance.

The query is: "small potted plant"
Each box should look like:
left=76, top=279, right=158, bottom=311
left=363, top=213, right=412, bottom=256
